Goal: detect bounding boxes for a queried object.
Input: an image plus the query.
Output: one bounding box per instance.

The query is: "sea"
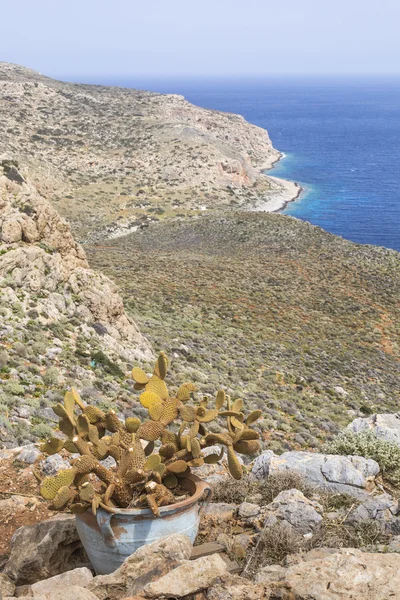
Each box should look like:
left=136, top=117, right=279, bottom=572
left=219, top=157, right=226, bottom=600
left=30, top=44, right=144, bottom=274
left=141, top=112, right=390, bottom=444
left=69, top=76, right=400, bottom=252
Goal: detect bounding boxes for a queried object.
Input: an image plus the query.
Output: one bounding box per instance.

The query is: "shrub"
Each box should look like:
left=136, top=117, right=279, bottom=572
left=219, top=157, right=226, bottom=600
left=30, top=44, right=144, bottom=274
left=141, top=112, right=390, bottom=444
left=323, top=429, right=400, bottom=486
left=257, top=471, right=315, bottom=504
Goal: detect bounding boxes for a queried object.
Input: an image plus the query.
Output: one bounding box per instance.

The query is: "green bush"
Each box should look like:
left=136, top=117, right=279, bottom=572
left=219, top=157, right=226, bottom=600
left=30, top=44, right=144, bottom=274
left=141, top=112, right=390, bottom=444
left=323, top=430, right=400, bottom=486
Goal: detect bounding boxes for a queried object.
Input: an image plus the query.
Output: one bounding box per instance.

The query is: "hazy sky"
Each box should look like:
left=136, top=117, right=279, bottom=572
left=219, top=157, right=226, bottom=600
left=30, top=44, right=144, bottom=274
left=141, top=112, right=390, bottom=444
left=1, top=0, right=400, bottom=78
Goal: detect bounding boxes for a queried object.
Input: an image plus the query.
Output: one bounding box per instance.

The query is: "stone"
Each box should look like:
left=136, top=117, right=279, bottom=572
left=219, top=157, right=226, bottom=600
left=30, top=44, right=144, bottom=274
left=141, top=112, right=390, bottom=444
left=256, top=547, right=400, bottom=599
left=30, top=568, right=93, bottom=596
left=345, top=493, right=399, bottom=529
left=205, top=503, right=236, bottom=520
left=206, top=574, right=272, bottom=600
left=40, top=454, right=70, bottom=475
left=4, top=515, right=86, bottom=585
left=237, top=502, right=260, bottom=519
left=144, top=554, right=229, bottom=598
left=17, top=445, right=42, bottom=464
left=263, top=489, right=323, bottom=535
left=348, top=413, right=400, bottom=446
left=0, top=573, right=16, bottom=598
left=252, top=450, right=379, bottom=498
left=88, top=534, right=192, bottom=600
left=31, top=585, right=99, bottom=600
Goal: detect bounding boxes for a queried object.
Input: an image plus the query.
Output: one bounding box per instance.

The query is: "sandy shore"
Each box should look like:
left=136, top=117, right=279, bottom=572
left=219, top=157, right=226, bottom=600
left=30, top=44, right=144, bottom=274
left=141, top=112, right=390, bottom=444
left=250, top=175, right=302, bottom=213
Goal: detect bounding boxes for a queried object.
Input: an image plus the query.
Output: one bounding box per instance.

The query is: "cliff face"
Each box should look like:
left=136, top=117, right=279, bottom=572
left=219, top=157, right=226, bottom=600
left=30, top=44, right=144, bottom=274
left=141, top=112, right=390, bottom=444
left=0, top=159, right=153, bottom=363
left=0, top=63, right=293, bottom=241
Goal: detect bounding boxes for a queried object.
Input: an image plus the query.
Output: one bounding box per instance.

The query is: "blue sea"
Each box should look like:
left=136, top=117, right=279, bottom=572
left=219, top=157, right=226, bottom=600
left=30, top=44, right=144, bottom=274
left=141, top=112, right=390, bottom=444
left=67, top=76, right=400, bottom=252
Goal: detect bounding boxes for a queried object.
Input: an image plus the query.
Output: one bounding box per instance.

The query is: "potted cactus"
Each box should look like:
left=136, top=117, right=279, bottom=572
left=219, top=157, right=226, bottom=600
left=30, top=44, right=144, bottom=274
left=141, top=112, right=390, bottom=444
left=38, top=353, right=262, bottom=574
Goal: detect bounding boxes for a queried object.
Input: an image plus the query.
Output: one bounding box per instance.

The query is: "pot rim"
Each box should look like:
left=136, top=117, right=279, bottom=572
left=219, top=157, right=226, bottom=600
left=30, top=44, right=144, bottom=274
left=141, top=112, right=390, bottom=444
left=91, top=474, right=213, bottom=518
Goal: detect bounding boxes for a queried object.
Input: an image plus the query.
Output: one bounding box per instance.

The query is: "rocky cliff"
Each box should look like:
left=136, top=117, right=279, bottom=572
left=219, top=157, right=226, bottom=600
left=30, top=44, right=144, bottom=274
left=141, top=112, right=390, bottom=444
left=0, top=159, right=153, bottom=448
left=0, top=62, right=297, bottom=241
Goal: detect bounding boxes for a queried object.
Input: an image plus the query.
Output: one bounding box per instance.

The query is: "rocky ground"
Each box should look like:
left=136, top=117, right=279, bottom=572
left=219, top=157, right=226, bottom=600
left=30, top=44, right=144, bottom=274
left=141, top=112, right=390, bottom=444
left=0, top=62, right=297, bottom=242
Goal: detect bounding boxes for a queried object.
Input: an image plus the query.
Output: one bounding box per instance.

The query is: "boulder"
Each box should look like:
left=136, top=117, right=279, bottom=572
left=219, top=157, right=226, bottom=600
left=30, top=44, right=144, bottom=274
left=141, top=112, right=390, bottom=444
left=256, top=547, right=400, bottom=599
left=30, top=568, right=93, bottom=596
left=348, top=413, right=400, bottom=446
left=252, top=450, right=379, bottom=498
left=88, top=534, right=192, bottom=600
left=263, top=489, right=323, bottom=534
left=143, top=554, right=228, bottom=598
left=4, top=515, right=87, bottom=585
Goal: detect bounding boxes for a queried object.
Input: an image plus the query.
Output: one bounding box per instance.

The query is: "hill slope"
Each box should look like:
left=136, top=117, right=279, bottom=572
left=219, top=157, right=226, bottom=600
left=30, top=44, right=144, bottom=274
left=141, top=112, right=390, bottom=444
left=87, top=212, right=400, bottom=451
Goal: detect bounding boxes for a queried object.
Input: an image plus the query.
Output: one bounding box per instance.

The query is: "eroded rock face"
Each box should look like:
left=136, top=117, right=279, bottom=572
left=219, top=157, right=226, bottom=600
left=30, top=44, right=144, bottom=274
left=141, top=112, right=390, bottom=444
left=252, top=450, right=379, bottom=498
left=88, top=534, right=192, bottom=600
left=4, top=515, right=86, bottom=585
left=256, top=547, right=400, bottom=600
left=0, top=162, right=153, bottom=364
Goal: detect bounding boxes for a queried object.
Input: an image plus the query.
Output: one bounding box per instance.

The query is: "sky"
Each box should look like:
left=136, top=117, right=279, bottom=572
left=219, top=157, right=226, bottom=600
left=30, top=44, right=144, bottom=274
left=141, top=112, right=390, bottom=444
left=1, top=0, right=400, bottom=79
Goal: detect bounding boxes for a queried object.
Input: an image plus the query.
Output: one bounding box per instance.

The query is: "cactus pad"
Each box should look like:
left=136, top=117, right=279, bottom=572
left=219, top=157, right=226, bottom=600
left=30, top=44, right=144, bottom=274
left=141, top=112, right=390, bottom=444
left=83, top=405, right=105, bottom=424
left=227, top=446, right=243, bottom=480
left=159, top=398, right=179, bottom=426
left=50, top=486, right=75, bottom=510
left=137, top=421, right=164, bottom=441
left=167, top=460, right=188, bottom=474
left=132, top=367, right=150, bottom=385
left=140, top=390, right=163, bottom=409
left=145, top=376, right=169, bottom=401
left=215, top=390, right=226, bottom=409
left=40, top=437, right=64, bottom=455
left=40, top=469, right=76, bottom=500
left=233, top=440, right=261, bottom=455
left=177, top=382, right=197, bottom=402
left=246, top=410, right=262, bottom=425
left=125, top=417, right=141, bottom=433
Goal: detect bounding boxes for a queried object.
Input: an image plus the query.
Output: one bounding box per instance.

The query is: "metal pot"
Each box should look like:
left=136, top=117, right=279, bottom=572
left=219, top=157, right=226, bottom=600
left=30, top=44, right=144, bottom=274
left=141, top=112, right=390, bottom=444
left=75, top=475, right=213, bottom=574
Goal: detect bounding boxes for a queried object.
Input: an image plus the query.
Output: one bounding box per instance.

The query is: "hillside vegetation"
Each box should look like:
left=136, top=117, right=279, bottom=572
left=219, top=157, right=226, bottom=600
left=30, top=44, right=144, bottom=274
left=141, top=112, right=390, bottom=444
left=88, top=212, right=400, bottom=451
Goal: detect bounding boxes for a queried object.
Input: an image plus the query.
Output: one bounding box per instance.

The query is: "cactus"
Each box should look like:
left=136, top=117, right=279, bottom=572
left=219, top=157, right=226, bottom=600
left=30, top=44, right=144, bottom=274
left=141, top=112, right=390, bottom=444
left=38, top=352, right=263, bottom=516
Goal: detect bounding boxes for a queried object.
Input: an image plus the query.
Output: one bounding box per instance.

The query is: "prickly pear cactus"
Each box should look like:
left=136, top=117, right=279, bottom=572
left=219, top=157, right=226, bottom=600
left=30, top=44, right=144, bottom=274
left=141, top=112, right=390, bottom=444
left=38, top=352, right=263, bottom=517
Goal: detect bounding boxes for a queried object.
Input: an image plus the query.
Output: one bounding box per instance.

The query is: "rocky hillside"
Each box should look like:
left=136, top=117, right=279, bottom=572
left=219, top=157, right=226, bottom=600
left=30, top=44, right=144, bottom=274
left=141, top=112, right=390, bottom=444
left=88, top=212, right=400, bottom=451
left=0, top=160, right=153, bottom=448
left=0, top=62, right=297, bottom=241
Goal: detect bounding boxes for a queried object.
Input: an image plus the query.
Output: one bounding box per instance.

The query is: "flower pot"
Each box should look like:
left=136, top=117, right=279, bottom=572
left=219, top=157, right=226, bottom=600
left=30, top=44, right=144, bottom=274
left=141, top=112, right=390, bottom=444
left=74, top=475, right=213, bottom=574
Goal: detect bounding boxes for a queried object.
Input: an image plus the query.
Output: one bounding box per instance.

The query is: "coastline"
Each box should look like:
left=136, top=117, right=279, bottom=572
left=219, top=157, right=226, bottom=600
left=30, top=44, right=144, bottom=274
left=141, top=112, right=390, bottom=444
left=251, top=151, right=303, bottom=213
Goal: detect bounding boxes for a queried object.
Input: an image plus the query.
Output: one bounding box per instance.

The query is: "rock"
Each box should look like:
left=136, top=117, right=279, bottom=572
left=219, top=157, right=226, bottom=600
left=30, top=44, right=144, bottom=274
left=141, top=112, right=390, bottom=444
left=40, top=454, right=70, bottom=475
left=206, top=574, right=272, bottom=600
left=88, top=534, right=192, bottom=600
left=30, top=568, right=93, bottom=596
left=348, top=413, right=400, bottom=446
left=31, top=585, right=99, bottom=600
left=263, top=489, right=323, bottom=534
left=205, top=503, right=236, bottom=520
left=17, top=445, right=41, bottom=464
left=0, top=573, right=16, bottom=598
left=345, top=493, right=399, bottom=529
left=143, top=554, right=228, bottom=598
left=4, top=515, right=86, bottom=585
left=237, top=502, right=260, bottom=519
left=252, top=450, right=379, bottom=498
left=256, top=547, right=400, bottom=599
